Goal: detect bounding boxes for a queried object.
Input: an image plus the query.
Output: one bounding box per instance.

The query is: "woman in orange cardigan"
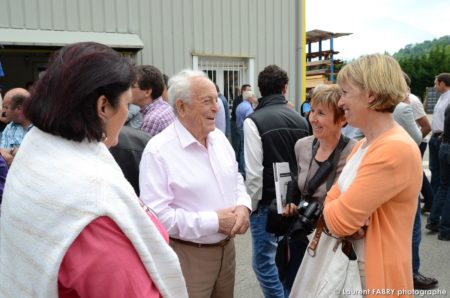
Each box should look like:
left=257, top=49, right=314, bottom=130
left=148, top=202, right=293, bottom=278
left=323, top=54, right=422, bottom=297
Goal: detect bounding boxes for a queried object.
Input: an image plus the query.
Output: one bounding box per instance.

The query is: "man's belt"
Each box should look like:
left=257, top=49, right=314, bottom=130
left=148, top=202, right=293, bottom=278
left=170, top=237, right=231, bottom=248
left=432, top=132, right=443, bottom=138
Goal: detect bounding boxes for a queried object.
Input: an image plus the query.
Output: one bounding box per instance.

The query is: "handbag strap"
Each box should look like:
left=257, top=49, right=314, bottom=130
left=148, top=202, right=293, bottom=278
left=307, top=216, right=347, bottom=256
left=307, top=216, right=326, bottom=256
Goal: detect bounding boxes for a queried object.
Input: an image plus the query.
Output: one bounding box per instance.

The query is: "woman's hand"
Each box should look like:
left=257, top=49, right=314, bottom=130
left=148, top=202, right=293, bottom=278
left=282, top=203, right=298, bottom=217
left=347, top=218, right=370, bottom=240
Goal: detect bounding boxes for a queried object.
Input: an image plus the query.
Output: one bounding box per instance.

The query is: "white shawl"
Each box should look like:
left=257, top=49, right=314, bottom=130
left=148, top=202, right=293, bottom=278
left=0, top=127, right=187, bottom=297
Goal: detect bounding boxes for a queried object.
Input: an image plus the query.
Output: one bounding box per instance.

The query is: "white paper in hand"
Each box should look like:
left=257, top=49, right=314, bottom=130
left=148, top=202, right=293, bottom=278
left=273, top=162, right=292, bottom=214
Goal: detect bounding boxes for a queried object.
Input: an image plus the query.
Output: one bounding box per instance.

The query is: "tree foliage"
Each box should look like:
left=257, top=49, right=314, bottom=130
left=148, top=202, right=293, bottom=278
left=394, top=36, right=450, bottom=98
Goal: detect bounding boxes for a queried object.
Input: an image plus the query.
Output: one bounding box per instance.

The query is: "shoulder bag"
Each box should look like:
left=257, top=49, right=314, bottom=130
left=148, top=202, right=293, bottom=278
left=289, top=216, right=362, bottom=297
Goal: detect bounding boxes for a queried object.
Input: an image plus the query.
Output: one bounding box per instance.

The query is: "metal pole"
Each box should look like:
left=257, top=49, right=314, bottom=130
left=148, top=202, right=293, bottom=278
left=294, top=0, right=305, bottom=110
left=330, top=33, right=334, bottom=82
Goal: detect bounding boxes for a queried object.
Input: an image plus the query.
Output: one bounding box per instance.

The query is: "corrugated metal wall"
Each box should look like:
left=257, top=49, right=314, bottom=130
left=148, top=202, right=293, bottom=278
left=0, top=0, right=299, bottom=98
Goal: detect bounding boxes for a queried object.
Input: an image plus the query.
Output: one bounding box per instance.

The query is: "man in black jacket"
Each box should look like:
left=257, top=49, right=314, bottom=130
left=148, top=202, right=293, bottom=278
left=110, top=126, right=151, bottom=196
left=244, top=65, right=309, bottom=297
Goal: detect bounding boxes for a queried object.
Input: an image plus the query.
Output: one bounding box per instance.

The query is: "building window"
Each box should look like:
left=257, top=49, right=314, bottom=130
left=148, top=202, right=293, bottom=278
left=194, top=56, right=252, bottom=103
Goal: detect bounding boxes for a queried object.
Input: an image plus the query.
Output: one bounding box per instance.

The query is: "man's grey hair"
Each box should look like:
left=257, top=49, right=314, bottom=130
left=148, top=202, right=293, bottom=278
left=168, top=69, right=208, bottom=116
left=242, top=90, right=255, bottom=101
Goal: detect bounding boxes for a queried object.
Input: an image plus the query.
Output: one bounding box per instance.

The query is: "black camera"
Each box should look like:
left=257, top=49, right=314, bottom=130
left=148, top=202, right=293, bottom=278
left=290, top=160, right=332, bottom=235
left=296, top=199, right=323, bottom=235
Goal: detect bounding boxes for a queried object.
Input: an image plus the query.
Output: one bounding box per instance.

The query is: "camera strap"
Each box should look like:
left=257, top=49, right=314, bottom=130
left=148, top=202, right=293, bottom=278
left=304, top=134, right=350, bottom=197
left=325, top=134, right=350, bottom=190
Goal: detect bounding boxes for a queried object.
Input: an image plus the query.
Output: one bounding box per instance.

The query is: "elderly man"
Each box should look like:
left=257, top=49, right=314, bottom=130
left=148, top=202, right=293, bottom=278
left=0, top=88, right=33, bottom=165
left=139, top=69, right=251, bottom=298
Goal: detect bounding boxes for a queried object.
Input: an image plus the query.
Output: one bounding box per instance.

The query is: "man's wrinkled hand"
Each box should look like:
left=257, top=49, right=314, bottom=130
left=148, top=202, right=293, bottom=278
left=230, top=205, right=250, bottom=237
left=216, top=207, right=237, bottom=236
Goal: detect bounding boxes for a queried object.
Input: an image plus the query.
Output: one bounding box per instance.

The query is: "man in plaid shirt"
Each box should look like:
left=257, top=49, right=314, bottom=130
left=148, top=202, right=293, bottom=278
left=0, top=88, right=33, bottom=166
left=131, top=65, right=175, bottom=137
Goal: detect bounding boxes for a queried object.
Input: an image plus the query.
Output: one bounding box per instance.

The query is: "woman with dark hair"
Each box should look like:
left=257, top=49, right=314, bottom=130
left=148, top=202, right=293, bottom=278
left=0, top=42, right=187, bottom=298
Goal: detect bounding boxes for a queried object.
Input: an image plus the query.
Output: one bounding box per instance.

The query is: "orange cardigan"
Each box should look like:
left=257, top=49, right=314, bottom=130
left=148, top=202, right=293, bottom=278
left=324, top=125, right=422, bottom=298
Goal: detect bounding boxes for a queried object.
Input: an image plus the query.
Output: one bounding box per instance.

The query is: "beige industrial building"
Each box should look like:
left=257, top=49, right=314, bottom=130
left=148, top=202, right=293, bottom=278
left=0, top=0, right=304, bottom=106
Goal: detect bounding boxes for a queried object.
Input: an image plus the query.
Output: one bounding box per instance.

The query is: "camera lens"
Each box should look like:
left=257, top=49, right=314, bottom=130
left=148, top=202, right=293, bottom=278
left=300, top=201, right=309, bottom=208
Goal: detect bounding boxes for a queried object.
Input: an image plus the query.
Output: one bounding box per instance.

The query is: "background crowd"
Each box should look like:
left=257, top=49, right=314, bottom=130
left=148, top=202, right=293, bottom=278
left=0, top=42, right=449, bottom=298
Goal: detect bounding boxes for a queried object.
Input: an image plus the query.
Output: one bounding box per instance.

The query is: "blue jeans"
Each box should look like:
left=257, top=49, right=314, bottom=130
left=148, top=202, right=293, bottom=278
left=429, top=143, right=450, bottom=236
left=250, top=204, right=286, bottom=298
left=412, top=197, right=421, bottom=275
left=429, top=135, right=442, bottom=193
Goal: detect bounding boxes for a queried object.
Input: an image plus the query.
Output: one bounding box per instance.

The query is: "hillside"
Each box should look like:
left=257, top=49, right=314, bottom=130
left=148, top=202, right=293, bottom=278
left=394, top=36, right=450, bottom=100
left=394, top=36, right=450, bottom=60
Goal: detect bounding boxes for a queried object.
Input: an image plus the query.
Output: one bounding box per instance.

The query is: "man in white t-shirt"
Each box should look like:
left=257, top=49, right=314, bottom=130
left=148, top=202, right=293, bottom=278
left=408, top=93, right=433, bottom=213
left=409, top=93, right=431, bottom=140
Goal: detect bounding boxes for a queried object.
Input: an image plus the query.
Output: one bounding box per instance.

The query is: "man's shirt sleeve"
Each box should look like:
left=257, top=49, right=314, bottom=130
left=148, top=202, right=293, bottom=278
left=243, top=118, right=263, bottom=210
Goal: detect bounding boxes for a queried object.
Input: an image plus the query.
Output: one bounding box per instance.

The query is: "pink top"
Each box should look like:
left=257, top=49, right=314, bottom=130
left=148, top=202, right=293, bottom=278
left=58, top=214, right=168, bottom=298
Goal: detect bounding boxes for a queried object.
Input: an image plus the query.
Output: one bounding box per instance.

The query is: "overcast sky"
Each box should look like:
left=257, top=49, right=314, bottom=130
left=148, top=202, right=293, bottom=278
left=306, top=0, right=450, bottom=61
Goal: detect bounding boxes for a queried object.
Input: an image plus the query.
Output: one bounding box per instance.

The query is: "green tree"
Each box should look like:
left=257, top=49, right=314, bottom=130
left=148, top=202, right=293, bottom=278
left=396, top=36, right=450, bottom=99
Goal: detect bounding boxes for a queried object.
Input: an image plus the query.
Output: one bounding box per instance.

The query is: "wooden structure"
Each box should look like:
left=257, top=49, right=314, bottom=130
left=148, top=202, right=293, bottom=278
left=305, top=29, right=351, bottom=89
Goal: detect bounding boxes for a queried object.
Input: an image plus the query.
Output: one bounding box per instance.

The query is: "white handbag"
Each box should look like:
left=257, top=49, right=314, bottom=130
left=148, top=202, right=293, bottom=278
left=290, top=217, right=363, bottom=298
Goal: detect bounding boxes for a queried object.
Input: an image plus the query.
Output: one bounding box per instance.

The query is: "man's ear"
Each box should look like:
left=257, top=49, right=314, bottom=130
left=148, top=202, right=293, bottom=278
left=145, top=88, right=153, bottom=99
left=96, top=95, right=109, bottom=122
left=175, top=99, right=185, bottom=117
left=282, top=84, right=288, bottom=95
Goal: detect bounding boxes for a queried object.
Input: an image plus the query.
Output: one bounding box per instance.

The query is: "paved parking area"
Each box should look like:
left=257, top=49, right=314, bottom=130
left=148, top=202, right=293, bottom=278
left=234, top=213, right=449, bottom=298
left=234, top=134, right=449, bottom=297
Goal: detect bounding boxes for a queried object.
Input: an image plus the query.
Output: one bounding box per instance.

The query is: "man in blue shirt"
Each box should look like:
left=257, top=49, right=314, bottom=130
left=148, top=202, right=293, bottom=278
left=231, top=84, right=252, bottom=157
left=236, top=90, right=256, bottom=178
left=214, top=84, right=231, bottom=138
left=0, top=88, right=33, bottom=166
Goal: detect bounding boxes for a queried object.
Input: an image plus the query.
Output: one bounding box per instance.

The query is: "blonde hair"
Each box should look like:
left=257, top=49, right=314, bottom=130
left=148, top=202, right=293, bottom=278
left=337, top=54, right=407, bottom=113
left=311, top=84, right=344, bottom=124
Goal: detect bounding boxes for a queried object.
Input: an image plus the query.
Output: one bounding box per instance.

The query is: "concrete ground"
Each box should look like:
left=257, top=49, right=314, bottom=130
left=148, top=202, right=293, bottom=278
left=234, top=213, right=450, bottom=298
left=233, top=127, right=450, bottom=298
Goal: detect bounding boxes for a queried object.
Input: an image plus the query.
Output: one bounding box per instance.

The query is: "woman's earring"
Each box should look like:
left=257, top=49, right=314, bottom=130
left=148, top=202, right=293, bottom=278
left=101, top=132, right=108, bottom=142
